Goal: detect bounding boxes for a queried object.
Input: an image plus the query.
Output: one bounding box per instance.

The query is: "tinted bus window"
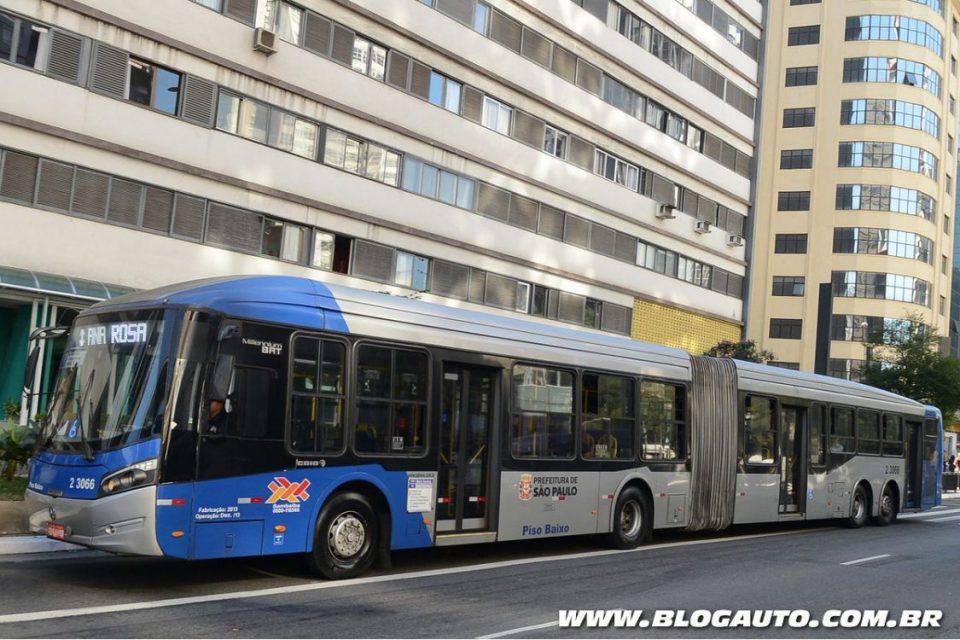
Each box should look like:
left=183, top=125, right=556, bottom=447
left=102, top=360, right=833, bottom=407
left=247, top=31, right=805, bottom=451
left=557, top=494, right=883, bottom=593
left=355, top=345, right=427, bottom=455
left=831, top=407, right=855, bottom=453
left=290, top=336, right=346, bottom=455
left=809, top=403, right=826, bottom=466
left=744, top=395, right=776, bottom=464
left=581, top=373, right=634, bottom=460
left=640, top=381, right=685, bottom=460
left=857, top=410, right=881, bottom=454
left=883, top=414, right=904, bottom=456
left=511, top=364, right=574, bottom=459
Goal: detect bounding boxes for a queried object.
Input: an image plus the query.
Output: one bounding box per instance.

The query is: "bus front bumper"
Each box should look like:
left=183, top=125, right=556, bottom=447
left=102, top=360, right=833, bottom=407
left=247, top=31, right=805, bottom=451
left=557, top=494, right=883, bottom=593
left=25, top=485, right=164, bottom=556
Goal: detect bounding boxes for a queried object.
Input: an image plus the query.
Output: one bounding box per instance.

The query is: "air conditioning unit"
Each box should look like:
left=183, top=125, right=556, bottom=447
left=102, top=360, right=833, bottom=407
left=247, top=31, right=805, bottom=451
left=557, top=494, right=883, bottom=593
left=727, top=234, right=744, bottom=247
left=694, top=220, right=712, bottom=234
left=253, top=28, right=277, bottom=55
left=656, top=203, right=677, bottom=219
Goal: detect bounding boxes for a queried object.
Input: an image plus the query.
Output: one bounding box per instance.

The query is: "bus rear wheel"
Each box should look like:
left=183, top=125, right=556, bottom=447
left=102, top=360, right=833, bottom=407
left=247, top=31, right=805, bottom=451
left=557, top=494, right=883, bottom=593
left=846, top=485, right=869, bottom=528
left=606, top=487, right=652, bottom=549
left=306, top=492, right=379, bottom=580
left=872, top=485, right=897, bottom=526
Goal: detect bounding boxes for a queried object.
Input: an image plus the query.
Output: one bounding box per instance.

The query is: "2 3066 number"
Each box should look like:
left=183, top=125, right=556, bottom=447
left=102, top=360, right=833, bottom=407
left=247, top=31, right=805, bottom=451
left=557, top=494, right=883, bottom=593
left=69, top=477, right=96, bottom=491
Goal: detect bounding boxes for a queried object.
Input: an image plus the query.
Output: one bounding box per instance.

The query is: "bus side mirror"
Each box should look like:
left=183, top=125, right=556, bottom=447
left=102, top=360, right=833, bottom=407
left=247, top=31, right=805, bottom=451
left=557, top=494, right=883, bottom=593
left=209, top=354, right=235, bottom=401
left=22, top=346, right=40, bottom=394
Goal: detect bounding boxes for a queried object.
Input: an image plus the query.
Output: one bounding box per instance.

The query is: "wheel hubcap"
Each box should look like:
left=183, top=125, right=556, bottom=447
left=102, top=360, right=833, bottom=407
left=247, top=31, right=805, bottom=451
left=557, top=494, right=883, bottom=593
left=854, top=495, right=865, bottom=520
left=328, top=512, right=366, bottom=560
left=620, top=500, right=642, bottom=538
left=880, top=494, right=892, bottom=518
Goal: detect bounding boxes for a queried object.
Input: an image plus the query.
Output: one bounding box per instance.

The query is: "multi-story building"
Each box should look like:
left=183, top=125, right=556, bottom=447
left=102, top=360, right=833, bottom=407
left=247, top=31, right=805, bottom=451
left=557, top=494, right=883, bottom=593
left=751, top=0, right=956, bottom=378
left=0, top=0, right=760, bottom=412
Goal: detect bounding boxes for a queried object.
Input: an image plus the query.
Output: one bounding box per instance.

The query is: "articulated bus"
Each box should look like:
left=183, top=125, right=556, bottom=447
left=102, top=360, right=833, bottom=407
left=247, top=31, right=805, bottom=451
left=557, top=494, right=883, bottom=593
left=25, top=276, right=942, bottom=578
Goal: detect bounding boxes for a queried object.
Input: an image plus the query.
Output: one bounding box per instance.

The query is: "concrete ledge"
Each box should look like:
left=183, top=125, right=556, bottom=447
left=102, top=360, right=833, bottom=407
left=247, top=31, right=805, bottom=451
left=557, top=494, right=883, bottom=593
left=0, top=535, right=84, bottom=555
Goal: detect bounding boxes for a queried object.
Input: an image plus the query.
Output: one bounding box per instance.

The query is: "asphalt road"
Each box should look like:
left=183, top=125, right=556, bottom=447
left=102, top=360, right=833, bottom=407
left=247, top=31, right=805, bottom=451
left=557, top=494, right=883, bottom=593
left=1, top=506, right=958, bottom=639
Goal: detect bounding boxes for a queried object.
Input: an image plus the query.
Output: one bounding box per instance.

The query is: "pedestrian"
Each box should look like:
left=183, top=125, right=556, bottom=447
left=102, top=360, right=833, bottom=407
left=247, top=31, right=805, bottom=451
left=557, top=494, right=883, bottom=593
left=949, top=454, right=957, bottom=474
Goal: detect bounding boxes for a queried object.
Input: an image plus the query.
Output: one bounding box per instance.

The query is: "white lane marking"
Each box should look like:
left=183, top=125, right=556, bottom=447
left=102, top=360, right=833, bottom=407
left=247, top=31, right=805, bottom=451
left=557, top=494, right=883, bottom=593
left=477, top=620, right=559, bottom=639
left=841, top=554, right=891, bottom=566
left=0, top=527, right=828, bottom=625
left=900, top=507, right=960, bottom=519
left=926, top=514, right=960, bottom=523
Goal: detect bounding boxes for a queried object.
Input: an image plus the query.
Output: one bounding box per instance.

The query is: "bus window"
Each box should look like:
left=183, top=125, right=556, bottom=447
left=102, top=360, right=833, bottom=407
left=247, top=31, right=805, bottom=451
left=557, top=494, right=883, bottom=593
left=354, top=344, right=427, bottom=455
left=856, top=410, right=881, bottom=455
left=830, top=407, right=855, bottom=453
left=743, top=396, right=775, bottom=464
left=581, top=373, right=634, bottom=460
left=883, top=415, right=904, bottom=456
left=290, top=336, right=345, bottom=455
left=809, top=403, right=826, bottom=467
left=511, top=364, right=574, bottom=459
left=639, top=381, right=685, bottom=461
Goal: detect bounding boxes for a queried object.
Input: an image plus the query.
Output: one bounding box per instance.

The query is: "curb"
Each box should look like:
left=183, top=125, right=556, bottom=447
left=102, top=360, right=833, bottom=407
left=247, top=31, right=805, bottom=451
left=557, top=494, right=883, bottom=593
left=0, top=535, right=84, bottom=555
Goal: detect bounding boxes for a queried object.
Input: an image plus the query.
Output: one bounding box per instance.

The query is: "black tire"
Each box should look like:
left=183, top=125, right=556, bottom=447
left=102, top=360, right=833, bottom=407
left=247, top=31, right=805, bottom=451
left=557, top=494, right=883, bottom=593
left=605, top=487, right=652, bottom=549
left=305, top=492, right=379, bottom=580
left=847, top=485, right=869, bottom=528
left=872, top=484, right=897, bottom=526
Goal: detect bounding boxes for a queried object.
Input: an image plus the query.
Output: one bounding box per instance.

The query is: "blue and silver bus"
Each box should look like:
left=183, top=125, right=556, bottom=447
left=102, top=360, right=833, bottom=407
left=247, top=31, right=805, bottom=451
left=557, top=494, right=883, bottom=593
left=25, top=276, right=942, bottom=578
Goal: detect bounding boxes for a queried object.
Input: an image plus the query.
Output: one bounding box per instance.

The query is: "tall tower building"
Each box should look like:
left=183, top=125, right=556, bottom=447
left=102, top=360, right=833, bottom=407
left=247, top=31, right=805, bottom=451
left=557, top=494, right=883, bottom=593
left=0, top=1, right=760, bottom=408
left=751, top=0, right=955, bottom=378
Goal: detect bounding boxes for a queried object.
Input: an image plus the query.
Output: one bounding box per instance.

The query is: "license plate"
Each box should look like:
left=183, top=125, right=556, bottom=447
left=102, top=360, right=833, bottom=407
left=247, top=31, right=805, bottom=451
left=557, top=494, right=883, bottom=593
left=47, top=522, right=65, bottom=540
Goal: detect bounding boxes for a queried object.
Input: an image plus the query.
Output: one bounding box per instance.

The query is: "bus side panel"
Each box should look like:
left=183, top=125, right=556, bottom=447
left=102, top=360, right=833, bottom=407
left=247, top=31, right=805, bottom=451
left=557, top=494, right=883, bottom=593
left=805, top=471, right=831, bottom=520
left=155, top=483, right=194, bottom=558
left=182, top=465, right=434, bottom=560
left=732, top=473, right=779, bottom=524
left=497, top=471, right=599, bottom=541
left=596, top=469, right=689, bottom=532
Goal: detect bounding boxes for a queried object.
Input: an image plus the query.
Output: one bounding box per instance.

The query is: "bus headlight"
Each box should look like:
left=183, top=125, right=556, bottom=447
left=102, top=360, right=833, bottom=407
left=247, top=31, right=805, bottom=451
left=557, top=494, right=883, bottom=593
left=99, top=459, right=158, bottom=496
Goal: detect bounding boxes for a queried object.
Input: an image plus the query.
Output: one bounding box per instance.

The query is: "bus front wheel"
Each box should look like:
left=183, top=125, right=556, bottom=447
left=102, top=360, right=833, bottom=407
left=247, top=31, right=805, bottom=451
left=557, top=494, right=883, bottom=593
left=606, top=487, right=652, bottom=549
left=847, top=485, right=869, bottom=528
left=306, top=492, right=379, bottom=579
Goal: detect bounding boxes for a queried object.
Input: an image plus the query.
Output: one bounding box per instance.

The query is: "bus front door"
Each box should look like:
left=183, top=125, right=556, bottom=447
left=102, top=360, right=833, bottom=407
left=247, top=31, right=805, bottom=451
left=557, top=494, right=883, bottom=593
left=437, top=365, right=496, bottom=532
left=779, top=405, right=807, bottom=515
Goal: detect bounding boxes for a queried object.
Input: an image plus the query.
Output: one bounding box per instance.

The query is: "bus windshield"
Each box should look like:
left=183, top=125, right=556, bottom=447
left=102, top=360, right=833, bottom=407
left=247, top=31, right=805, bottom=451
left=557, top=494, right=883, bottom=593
left=40, top=309, right=178, bottom=455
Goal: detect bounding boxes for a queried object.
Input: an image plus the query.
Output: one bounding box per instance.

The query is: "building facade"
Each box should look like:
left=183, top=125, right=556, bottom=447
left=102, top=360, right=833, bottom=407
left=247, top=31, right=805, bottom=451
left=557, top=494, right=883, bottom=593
left=0, top=0, right=760, bottom=413
left=751, top=0, right=956, bottom=378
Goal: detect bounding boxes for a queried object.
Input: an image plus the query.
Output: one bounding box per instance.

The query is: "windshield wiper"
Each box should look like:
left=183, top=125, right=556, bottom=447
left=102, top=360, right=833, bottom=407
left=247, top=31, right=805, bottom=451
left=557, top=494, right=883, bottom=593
left=75, top=370, right=96, bottom=462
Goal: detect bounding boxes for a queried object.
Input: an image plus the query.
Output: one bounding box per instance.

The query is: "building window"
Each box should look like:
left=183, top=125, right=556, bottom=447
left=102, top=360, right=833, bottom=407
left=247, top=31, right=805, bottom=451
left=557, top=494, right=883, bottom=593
left=770, top=318, right=803, bottom=339
left=128, top=58, right=182, bottom=116
left=543, top=125, right=568, bottom=159
left=401, top=157, right=475, bottom=209
left=777, top=191, right=811, bottom=211
left=269, top=111, right=319, bottom=159
left=840, top=99, right=940, bottom=139
left=831, top=271, right=931, bottom=306
left=262, top=219, right=308, bottom=262
left=428, top=71, right=462, bottom=113
left=774, top=234, right=808, bottom=253
left=845, top=15, right=942, bottom=56
left=833, top=227, right=933, bottom=263
left=769, top=361, right=800, bottom=370
left=780, top=149, right=813, bottom=169
left=843, top=57, right=940, bottom=98
left=838, top=141, right=937, bottom=179
left=836, top=184, right=935, bottom=220
left=594, top=149, right=640, bottom=190
left=473, top=1, right=490, bottom=35
left=772, top=276, right=806, bottom=296
left=395, top=251, right=430, bottom=290
left=790, top=0, right=821, bottom=4
left=352, top=37, right=387, bottom=81
left=276, top=2, right=303, bottom=45
left=324, top=128, right=401, bottom=186
left=783, top=107, right=816, bottom=128
left=482, top=96, right=512, bottom=134
left=787, top=25, right=820, bottom=46
left=0, top=13, right=49, bottom=70
left=785, top=66, right=818, bottom=86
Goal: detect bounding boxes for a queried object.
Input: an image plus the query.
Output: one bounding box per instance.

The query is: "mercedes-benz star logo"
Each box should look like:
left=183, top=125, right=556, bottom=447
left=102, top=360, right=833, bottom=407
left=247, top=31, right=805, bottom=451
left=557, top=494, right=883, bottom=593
left=48, top=506, right=56, bottom=521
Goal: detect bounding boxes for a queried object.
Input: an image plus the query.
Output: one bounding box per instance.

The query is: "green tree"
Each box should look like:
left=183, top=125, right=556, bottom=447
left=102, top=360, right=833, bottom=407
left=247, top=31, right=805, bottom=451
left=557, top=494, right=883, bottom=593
left=704, top=339, right=775, bottom=364
left=860, top=314, right=960, bottom=417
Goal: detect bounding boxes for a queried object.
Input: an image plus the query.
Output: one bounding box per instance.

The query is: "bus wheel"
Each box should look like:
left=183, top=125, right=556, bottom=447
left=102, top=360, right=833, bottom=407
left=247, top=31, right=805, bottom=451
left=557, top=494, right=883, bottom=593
left=847, top=485, right=869, bottom=528
left=606, top=487, right=651, bottom=549
left=306, top=492, right=379, bottom=580
left=872, top=485, right=897, bottom=526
